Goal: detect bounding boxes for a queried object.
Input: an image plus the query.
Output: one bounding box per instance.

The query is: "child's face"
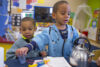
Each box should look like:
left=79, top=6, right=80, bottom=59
left=20, top=21, right=34, bottom=39
left=52, top=3, right=70, bottom=25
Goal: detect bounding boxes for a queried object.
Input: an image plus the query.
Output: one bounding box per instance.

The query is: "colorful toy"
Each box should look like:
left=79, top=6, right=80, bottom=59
left=43, top=59, right=50, bottom=64
left=28, top=64, right=37, bottom=67
left=28, top=59, right=50, bottom=67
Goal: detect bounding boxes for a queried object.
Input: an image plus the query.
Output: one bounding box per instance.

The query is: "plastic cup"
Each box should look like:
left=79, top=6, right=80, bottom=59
left=18, top=55, right=26, bottom=64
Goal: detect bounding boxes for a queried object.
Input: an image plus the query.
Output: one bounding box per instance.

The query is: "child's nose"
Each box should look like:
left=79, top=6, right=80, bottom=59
left=65, top=14, right=69, bottom=18
left=25, top=30, right=30, bottom=33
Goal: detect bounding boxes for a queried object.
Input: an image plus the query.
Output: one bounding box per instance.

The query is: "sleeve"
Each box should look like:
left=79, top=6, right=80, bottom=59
left=26, top=28, right=49, bottom=51
left=72, top=26, right=79, bottom=43
left=6, top=42, right=18, bottom=60
left=33, top=29, right=49, bottom=51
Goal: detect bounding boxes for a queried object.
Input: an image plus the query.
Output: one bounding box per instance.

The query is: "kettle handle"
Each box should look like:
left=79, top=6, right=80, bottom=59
left=73, top=37, right=91, bottom=51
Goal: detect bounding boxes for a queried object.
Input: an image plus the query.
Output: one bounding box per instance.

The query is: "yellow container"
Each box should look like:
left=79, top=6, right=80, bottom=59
left=28, top=64, right=37, bottom=67
left=0, top=43, right=13, bottom=61
left=44, top=59, right=50, bottom=64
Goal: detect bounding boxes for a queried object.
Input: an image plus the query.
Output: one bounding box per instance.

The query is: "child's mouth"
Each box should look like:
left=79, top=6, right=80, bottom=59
left=64, top=20, right=68, bottom=22
left=26, top=35, right=31, bottom=38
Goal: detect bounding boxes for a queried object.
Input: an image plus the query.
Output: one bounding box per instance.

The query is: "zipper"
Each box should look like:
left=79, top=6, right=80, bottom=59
left=62, top=39, right=66, bottom=56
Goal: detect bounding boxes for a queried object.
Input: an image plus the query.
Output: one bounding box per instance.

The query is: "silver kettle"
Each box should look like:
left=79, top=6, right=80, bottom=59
left=70, top=37, right=92, bottom=67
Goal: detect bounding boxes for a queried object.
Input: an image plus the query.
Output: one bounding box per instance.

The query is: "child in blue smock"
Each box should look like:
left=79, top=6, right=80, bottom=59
left=6, top=17, right=46, bottom=60
left=16, top=1, right=79, bottom=62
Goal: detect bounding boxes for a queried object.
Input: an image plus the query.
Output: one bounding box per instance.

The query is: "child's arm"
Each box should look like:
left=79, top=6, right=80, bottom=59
left=6, top=43, right=18, bottom=60
left=15, top=28, right=49, bottom=56
left=15, top=47, right=29, bottom=56
left=15, top=41, right=38, bottom=56
left=72, top=26, right=79, bottom=43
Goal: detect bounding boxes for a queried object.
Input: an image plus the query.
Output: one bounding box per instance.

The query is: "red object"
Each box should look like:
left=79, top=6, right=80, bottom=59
left=0, top=36, right=14, bottom=44
left=82, top=31, right=88, bottom=37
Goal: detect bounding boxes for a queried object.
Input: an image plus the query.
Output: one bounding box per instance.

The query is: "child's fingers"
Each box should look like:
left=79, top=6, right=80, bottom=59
left=20, top=49, right=24, bottom=56
left=20, top=48, right=25, bottom=56
left=15, top=49, right=20, bottom=56
left=88, top=57, right=92, bottom=63
left=41, top=51, right=47, bottom=57
left=20, top=47, right=28, bottom=56
left=15, top=47, right=28, bottom=57
left=24, top=48, right=28, bottom=56
left=16, top=48, right=25, bottom=56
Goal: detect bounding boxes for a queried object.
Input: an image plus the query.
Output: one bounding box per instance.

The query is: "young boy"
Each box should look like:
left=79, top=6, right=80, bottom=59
left=6, top=17, right=46, bottom=60
left=16, top=1, right=79, bottom=62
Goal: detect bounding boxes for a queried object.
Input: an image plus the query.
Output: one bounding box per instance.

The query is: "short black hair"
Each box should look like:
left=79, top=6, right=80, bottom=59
left=21, top=17, right=34, bottom=24
left=21, top=17, right=35, bottom=28
left=53, top=1, right=69, bottom=13
left=21, top=17, right=35, bottom=25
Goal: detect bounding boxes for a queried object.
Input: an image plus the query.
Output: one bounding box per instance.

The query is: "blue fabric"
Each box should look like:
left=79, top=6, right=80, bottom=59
left=32, top=24, right=79, bottom=62
left=25, top=45, right=32, bottom=52
left=25, top=41, right=39, bottom=51
left=59, top=25, right=68, bottom=39
left=7, top=16, right=12, bottom=31
left=13, top=2, right=19, bottom=7
left=31, top=41, right=40, bottom=50
left=26, top=5, right=32, bottom=9
left=6, top=37, right=40, bottom=60
left=85, top=43, right=100, bottom=52
left=0, top=16, right=7, bottom=36
left=0, top=0, right=8, bottom=36
left=88, top=61, right=98, bottom=67
left=8, top=16, right=12, bottom=23
left=0, top=0, right=8, bottom=14
left=59, top=28, right=68, bottom=39
left=0, top=0, right=2, bottom=6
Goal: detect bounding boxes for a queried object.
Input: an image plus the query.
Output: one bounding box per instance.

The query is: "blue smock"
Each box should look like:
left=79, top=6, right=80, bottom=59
left=33, top=24, right=79, bottom=61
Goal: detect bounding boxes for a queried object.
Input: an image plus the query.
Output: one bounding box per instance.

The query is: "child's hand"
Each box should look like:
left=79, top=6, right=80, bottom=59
left=15, top=47, right=29, bottom=56
left=96, top=56, right=100, bottom=67
left=40, top=51, right=47, bottom=57
left=88, top=57, right=92, bottom=63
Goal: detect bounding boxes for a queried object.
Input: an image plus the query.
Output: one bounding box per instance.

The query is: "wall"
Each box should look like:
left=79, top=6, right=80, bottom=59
left=87, top=0, right=100, bottom=12
left=11, top=0, right=60, bottom=14
left=66, top=0, right=87, bottom=12
left=35, top=0, right=60, bottom=7
left=11, top=0, right=88, bottom=14
left=65, top=0, right=88, bottom=32
left=87, top=0, right=100, bottom=41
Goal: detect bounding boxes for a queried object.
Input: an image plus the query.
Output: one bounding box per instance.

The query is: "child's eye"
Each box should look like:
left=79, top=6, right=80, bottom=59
left=22, top=29, right=26, bottom=31
left=61, top=12, right=65, bottom=15
left=29, top=28, right=33, bottom=30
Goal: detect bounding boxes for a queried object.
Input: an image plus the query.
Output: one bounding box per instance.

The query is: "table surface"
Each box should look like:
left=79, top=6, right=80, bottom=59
left=5, top=57, right=98, bottom=67
left=5, top=57, right=43, bottom=67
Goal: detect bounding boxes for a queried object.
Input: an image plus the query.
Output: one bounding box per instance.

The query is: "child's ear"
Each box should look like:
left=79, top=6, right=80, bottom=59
left=52, top=12, right=56, bottom=19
